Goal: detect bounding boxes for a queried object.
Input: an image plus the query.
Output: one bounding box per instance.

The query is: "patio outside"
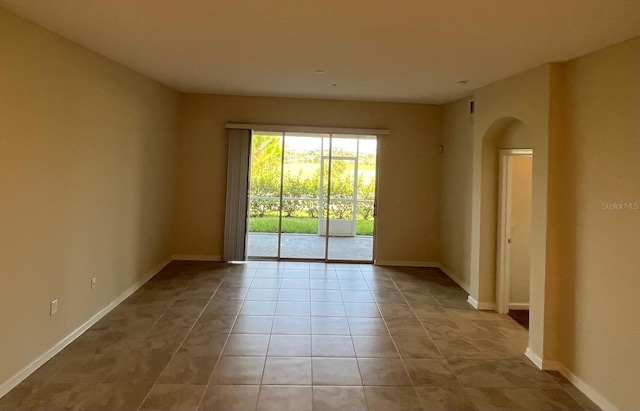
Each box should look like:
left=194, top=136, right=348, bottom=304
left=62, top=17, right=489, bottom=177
left=247, top=233, right=374, bottom=261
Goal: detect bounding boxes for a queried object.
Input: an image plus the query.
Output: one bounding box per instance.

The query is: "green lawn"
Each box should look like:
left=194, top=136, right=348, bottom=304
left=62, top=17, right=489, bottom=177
left=356, top=219, right=374, bottom=236
left=249, top=216, right=374, bottom=236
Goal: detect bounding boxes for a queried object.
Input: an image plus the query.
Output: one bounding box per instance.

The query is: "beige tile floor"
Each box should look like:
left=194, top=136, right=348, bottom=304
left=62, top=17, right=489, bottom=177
left=0, top=261, right=601, bottom=411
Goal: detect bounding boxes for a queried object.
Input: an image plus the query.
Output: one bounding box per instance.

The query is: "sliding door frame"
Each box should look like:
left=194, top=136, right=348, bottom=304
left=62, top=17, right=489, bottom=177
left=226, top=123, right=388, bottom=264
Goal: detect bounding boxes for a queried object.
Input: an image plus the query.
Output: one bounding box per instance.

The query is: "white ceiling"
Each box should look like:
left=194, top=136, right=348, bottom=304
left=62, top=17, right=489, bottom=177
left=1, top=0, right=638, bottom=104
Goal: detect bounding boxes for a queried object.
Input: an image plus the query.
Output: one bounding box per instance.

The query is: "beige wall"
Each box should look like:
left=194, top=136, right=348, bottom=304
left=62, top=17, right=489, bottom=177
left=439, top=97, right=474, bottom=290
left=0, top=8, right=179, bottom=387
left=173, top=94, right=442, bottom=264
left=509, top=155, right=532, bottom=306
left=552, top=38, right=639, bottom=411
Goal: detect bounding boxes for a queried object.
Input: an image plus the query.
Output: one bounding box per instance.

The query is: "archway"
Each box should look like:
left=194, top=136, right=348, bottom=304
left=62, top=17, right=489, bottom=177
left=478, top=118, right=532, bottom=310
left=468, top=115, right=550, bottom=365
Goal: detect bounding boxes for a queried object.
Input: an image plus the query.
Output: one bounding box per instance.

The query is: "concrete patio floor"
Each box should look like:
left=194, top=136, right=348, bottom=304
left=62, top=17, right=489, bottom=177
left=247, top=233, right=373, bottom=261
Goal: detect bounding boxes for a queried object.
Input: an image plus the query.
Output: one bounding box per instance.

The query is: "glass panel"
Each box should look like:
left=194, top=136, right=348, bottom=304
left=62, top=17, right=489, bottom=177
left=279, top=133, right=325, bottom=259
left=326, top=136, right=357, bottom=261
left=356, top=137, right=377, bottom=260
left=330, top=135, right=358, bottom=158
left=246, top=132, right=282, bottom=258
left=327, top=135, right=376, bottom=262
left=247, top=131, right=376, bottom=262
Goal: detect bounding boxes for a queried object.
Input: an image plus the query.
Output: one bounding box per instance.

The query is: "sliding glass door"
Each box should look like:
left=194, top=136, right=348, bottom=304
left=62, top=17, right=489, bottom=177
left=246, top=132, right=282, bottom=259
left=279, top=133, right=325, bottom=259
left=326, top=136, right=376, bottom=261
left=246, top=131, right=377, bottom=262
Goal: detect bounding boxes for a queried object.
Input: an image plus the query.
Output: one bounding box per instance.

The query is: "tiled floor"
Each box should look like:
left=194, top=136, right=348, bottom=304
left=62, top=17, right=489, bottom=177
left=0, top=261, right=601, bottom=411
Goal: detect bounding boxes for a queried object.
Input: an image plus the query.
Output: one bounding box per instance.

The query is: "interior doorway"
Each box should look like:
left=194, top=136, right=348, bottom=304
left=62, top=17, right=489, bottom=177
left=246, top=131, right=378, bottom=262
left=496, top=149, right=533, bottom=318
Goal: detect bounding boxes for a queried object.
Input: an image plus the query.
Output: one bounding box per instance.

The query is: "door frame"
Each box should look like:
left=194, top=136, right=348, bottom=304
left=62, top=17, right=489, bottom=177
left=496, top=148, right=533, bottom=314
left=245, top=130, right=379, bottom=263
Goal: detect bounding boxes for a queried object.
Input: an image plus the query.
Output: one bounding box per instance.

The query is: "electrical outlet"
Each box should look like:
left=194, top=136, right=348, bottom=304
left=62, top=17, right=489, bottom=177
left=91, top=277, right=97, bottom=290
left=50, top=299, right=58, bottom=316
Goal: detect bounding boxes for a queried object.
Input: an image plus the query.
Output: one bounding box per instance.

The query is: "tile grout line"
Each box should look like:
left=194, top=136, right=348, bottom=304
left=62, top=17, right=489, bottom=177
left=309, top=274, right=315, bottom=397
left=388, top=272, right=460, bottom=411
left=135, top=267, right=230, bottom=411
left=252, top=261, right=286, bottom=410
left=130, top=276, right=203, bottom=411
left=192, top=266, right=259, bottom=411
left=352, top=264, right=372, bottom=411
left=345, top=267, right=423, bottom=407
left=367, top=271, right=423, bottom=394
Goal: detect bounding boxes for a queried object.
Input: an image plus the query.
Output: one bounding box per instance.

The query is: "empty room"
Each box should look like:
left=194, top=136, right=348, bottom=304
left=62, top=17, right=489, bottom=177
left=0, top=1, right=638, bottom=411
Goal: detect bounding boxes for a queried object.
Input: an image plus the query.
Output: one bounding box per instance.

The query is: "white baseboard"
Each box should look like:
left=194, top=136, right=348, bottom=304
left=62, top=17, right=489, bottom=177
left=479, top=301, right=496, bottom=310
left=0, top=257, right=170, bottom=399
left=525, top=347, right=544, bottom=369
left=437, top=264, right=471, bottom=294
left=171, top=254, right=222, bottom=261
left=555, top=363, right=619, bottom=411
left=466, top=295, right=496, bottom=310
left=508, top=302, right=530, bottom=310
left=526, top=352, right=619, bottom=411
left=374, top=260, right=439, bottom=267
